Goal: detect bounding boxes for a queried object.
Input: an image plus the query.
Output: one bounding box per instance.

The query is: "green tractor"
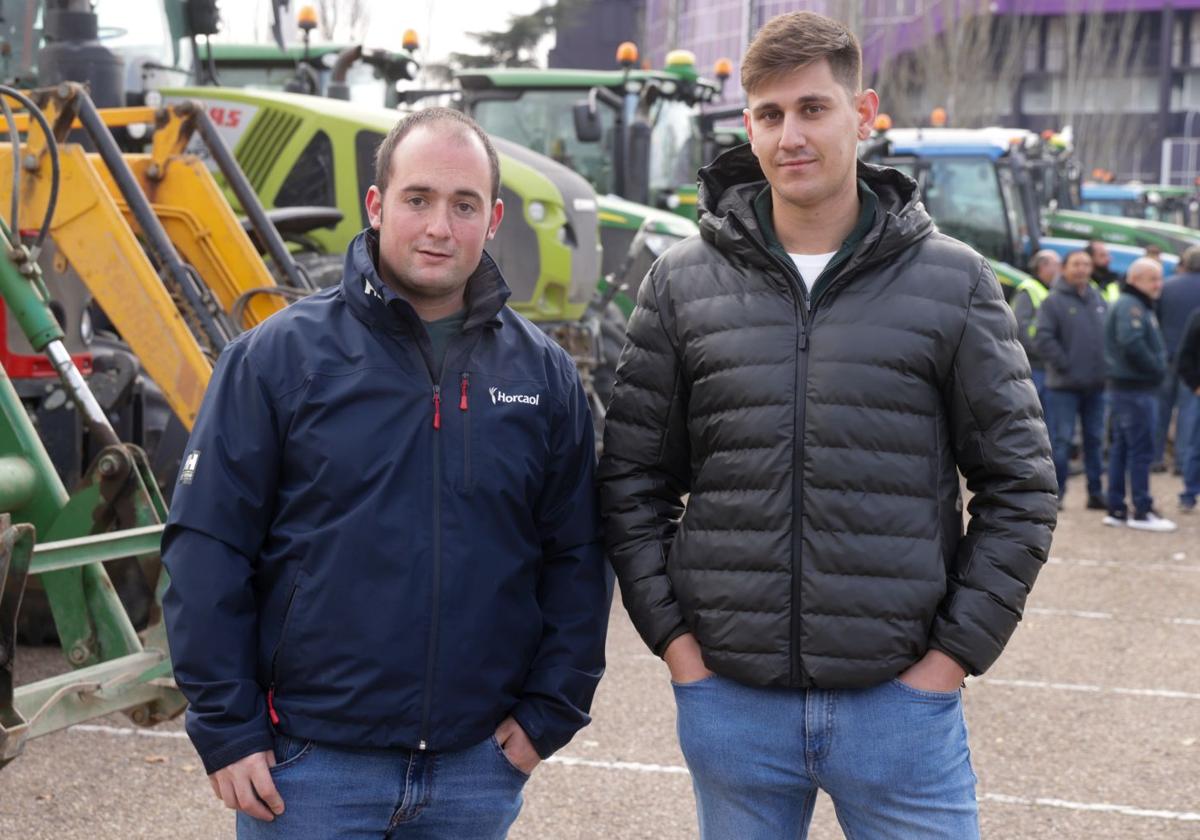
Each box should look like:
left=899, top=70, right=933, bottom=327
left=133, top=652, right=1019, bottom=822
left=860, top=127, right=1177, bottom=295
left=1016, top=129, right=1200, bottom=258
left=1077, top=181, right=1199, bottom=230
left=397, top=47, right=737, bottom=320
left=162, top=85, right=606, bottom=395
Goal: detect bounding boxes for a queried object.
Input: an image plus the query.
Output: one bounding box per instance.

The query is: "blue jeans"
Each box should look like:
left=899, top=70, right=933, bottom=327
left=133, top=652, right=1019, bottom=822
left=236, top=734, right=527, bottom=839
left=1155, top=375, right=1198, bottom=470
left=674, top=674, right=979, bottom=840
left=1107, top=390, right=1158, bottom=517
left=1045, top=388, right=1105, bottom=497
left=1182, top=391, right=1200, bottom=505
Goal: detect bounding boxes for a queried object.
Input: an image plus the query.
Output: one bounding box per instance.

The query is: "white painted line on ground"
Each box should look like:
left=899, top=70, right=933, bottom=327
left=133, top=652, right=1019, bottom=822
left=1026, top=606, right=1200, bottom=626
left=1047, top=556, right=1200, bottom=574
left=977, top=677, right=1200, bottom=701
left=71, top=723, right=189, bottom=740
left=67, top=724, right=1200, bottom=822
left=982, top=793, right=1200, bottom=822
left=546, top=755, right=690, bottom=775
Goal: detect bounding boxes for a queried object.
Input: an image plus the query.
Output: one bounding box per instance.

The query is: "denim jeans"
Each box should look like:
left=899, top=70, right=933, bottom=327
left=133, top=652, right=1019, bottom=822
left=1182, top=393, right=1200, bottom=505
left=674, top=674, right=979, bottom=840
left=1107, top=389, right=1158, bottom=517
left=1155, top=375, right=1198, bottom=470
left=236, top=734, right=527, bottom=839
left=1044, top=387, right=1105, bottom=498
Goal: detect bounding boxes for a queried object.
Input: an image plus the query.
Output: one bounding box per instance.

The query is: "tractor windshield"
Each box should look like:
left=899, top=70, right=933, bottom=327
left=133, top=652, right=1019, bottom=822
left=648, top=98, right=701, bottom=193
left=919, top=157, right=1022, bottom=265
left=473, top=91, right=618, bottom=194
left=93, top=0, right=181, bottom=70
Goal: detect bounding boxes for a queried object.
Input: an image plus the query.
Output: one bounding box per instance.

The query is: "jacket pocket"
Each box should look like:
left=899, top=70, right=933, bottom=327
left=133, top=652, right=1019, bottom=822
left=270, top=574, right=304, bottom=689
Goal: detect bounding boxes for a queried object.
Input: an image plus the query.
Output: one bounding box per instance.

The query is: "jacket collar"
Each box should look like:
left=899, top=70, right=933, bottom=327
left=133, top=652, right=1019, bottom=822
left=1123, top=284, right=1155, bottom=309
left=342, top=228, right=511, bottom=333
left=1052, top=277, right=1099, bottom=299
left=696, top=143, right=933, bottom=278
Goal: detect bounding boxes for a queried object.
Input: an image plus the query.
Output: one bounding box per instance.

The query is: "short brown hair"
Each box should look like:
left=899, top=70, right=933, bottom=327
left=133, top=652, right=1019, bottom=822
left=1182, top=244, right=1200, bottom=272
left=374, top=107, right=501, bottom=203
left=741, top=11, right=861, bottom=98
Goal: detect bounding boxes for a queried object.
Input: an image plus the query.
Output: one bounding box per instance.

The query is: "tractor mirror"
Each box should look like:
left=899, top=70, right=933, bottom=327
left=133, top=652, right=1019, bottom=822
left=573, top=103, right=602, bottom=143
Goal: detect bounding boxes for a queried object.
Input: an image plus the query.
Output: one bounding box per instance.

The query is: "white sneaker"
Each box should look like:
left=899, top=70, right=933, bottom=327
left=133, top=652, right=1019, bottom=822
left=1127, top=511, right=1178, bottom=533
left=1101, top=514, right=1126, bottom=528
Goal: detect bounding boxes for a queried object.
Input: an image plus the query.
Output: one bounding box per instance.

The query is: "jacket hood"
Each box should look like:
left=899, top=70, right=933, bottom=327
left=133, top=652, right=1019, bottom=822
left=697, top=143, right=934, bottom=274
left=343, top=227, right=512, bottom=333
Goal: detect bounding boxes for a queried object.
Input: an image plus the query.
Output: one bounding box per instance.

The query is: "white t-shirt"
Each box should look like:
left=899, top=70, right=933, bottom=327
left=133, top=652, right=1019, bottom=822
left=790, top=251, right=836, bottom=296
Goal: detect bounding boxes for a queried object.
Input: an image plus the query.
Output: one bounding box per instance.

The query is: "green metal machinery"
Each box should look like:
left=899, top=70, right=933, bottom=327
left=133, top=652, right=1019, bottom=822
left=441, top=57, right=718, bottom=313
left=162, top=85, right=603, bottom=374
left=1010, top=128, right=1200, bottom=258
left=1077, top=181, right=1200, bottom=231
left=862, top=127, right=1180, bottom=294
left=0, top=210, right=182, bottom=768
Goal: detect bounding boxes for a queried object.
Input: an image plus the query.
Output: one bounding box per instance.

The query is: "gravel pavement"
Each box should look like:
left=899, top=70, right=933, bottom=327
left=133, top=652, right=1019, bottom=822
left=2, top=474, right=1197, bottom=838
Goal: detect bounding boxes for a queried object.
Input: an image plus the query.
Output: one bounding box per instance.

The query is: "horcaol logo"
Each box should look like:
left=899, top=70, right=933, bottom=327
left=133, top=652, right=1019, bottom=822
left=488, top=386, right=540, bottom=406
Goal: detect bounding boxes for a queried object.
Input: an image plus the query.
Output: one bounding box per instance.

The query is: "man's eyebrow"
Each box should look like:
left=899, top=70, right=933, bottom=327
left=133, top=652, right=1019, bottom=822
left=750, top=94, right=836, bottom=112
left=397, top=184, right=486, bottom=203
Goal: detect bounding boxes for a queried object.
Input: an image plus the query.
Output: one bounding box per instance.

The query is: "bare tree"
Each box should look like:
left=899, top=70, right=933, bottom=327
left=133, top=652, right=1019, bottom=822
left=314, top=0, right=370, bottom=42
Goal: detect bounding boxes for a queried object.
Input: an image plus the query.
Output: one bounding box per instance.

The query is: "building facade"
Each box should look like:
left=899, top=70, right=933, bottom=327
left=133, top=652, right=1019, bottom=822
left=636, top=1, right=1200, bottom=181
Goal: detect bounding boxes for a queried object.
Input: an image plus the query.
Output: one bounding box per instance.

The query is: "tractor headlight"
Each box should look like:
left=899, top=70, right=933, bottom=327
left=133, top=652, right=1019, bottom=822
left=528, top=200, right=547, bottom=223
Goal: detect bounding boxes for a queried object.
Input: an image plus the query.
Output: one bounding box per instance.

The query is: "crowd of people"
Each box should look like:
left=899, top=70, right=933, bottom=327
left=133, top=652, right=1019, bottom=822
left=1013, top=238, right=1200, bottom=531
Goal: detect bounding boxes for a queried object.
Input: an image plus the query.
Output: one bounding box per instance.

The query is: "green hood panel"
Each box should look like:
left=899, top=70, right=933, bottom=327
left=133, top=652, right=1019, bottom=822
left=162, top=86, right=601, bottom=320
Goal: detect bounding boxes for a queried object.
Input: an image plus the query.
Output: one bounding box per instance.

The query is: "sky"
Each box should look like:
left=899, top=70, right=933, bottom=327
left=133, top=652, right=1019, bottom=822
left=216, top=0, right=551, bottom=64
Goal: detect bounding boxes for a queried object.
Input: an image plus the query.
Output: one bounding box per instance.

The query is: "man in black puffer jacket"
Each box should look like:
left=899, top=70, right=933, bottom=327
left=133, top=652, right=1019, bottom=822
left=598, top=11, right=1056, bottom=840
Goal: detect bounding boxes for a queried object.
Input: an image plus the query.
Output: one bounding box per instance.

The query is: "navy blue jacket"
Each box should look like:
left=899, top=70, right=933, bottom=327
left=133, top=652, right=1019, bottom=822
left=1034, top=279, right=1109, bottom=391
left=1105, top=287, right=1167, bottom=389
left=163, top=229, right=610, bottom=774
left=1159, top=271, right=1200, bottom=359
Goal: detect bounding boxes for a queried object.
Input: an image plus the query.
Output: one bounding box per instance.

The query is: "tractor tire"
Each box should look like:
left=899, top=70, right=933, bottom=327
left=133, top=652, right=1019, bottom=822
left=294, top=252, right=345, bottom=288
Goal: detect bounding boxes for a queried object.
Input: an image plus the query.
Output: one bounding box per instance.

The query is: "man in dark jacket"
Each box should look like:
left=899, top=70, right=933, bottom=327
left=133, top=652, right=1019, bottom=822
left=1178, top=309, right=1200, bottom=510
left=1155, top=245, right=1200, bottom=475
left=1035, top=249, right=1110, bottom=508
left=162, top=108, right=610, bottom=838
left=1102, top=258, right=1176, bottom=531
left=598, top=12, right=1056, bottom=840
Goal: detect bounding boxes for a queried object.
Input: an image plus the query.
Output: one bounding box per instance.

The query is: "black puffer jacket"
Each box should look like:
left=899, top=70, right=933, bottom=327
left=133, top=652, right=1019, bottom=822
left=598, top=147, right=1057, bottom=688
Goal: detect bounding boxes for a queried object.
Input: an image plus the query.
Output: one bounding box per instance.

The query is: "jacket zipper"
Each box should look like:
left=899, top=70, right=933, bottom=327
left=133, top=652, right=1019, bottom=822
left=460, top=373, right=471, bottom=489
left=267, top=577, right=303, bottom=727
left=748, top=229, right=813, bottom=686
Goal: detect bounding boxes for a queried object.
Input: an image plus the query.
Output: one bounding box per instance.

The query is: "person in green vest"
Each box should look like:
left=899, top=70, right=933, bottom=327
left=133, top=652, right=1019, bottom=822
left=1014, top=248, right=1060, bottom=407
left=1086, top=240, right=1122, bottom=304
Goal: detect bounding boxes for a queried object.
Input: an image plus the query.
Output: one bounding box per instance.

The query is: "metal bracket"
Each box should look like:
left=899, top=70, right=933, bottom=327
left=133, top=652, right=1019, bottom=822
left=0, top=514, right=37, bottom=767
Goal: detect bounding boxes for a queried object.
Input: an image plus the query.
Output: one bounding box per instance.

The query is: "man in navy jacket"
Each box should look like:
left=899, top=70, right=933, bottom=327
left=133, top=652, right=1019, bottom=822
left=162, top=108, right=610, bottom=838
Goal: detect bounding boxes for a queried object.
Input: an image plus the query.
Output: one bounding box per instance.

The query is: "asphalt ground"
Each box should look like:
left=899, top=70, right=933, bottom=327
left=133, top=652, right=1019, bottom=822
left=2, top=472, right=1198, bottom=839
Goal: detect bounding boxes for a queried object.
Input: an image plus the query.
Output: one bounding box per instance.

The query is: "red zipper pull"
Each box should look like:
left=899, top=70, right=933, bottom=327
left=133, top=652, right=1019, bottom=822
left=432, top=386, right=442, bottom=430
left=267, top=686, right=280, bottom=725
left=460, top=373, right=469, bottom=411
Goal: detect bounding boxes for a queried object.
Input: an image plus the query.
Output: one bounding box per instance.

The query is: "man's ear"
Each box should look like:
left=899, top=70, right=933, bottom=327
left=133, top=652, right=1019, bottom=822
left=742, top=108, right=754, bottom=144
left=366, top=185, right=383, bottom=229
left=486, top=198, right=505, bottom=241
left=856, top=89, right=880, bottom=141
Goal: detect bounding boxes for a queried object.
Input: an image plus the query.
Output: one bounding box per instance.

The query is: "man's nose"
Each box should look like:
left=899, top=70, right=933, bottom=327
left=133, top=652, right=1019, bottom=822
left=425, top=204, right=453, bottom=238
left=779, top=113, right=807, bottom=150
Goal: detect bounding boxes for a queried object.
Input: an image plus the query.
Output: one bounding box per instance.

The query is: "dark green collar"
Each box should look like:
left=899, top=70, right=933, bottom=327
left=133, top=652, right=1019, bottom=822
left=753, top=179, right=878, bottom=303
